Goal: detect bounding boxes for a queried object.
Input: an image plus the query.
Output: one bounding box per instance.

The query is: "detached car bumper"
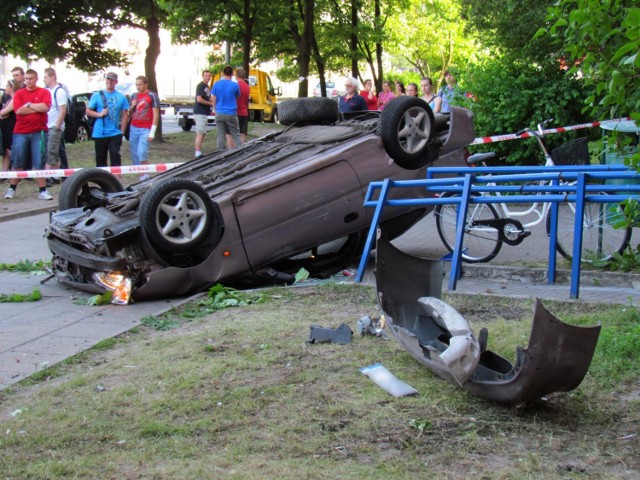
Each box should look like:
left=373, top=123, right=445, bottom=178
left=374, top=234, right=601, bottom=403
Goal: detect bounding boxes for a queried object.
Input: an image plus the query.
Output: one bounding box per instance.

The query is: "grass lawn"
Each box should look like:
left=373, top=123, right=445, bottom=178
left=0, top=284, right=638, bottom=479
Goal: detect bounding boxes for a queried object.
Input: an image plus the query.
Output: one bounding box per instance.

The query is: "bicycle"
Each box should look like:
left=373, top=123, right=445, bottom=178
left=434, top=120, right=632, bottom=263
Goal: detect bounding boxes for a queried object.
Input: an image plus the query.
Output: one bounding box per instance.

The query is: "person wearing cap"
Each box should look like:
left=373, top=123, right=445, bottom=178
left=86, top=72, right=129, bottom=168
left=128, top=75, right=160, bottom=180
left=3, top=69, right=53, bottom=201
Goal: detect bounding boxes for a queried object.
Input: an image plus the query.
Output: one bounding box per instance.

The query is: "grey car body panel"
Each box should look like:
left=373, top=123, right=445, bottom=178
left=47, top=105, right=472, bottom=300
left=374, top=234, right=601, bottom=403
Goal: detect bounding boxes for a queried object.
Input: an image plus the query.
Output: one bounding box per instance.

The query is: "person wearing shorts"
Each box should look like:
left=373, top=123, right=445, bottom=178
left=194, top=70, right=213, bottom=158
left=43, top=68, right=67, bottom=183
left=4, top=69, right=53, bottom=201
left=236, top=68, right=251, bottom=143
left=211, top=65, right=241, bottom=151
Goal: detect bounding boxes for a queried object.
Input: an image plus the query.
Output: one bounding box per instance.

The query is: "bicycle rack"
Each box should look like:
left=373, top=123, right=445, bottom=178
left=356, top=164, right=640, bottom=299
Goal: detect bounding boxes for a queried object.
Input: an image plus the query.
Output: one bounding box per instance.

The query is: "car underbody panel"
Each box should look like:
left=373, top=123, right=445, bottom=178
left=374, top=234, right=601, bottom=403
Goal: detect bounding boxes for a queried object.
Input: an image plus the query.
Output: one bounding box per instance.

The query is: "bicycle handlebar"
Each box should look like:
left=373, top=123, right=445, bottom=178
left=515, top=119, right=555, bottom=139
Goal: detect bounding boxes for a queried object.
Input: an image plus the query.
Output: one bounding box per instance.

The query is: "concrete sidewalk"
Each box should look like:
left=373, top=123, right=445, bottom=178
left=0, top=212, right=196, bottom=389
left=1, top=204, right=639, bottom=390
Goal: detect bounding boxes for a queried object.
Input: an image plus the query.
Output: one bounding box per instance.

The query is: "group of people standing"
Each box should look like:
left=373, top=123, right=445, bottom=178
left=0, top=67, right=160, bottom=201
left=0, top=66, right=67, bottom=200
left=85, top=72, right=160, bottom=181
left=338, top=71, right=460, bottom=115
left=193, top=65, right=249, bottom=159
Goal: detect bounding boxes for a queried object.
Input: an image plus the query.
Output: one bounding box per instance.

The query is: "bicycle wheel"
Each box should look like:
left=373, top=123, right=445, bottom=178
left=435, top=193, right=503, bottom=263
left=547, top=196, right=632, bottom=262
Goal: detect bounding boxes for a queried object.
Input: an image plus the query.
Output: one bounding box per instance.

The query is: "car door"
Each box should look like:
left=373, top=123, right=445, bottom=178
left=234, top=160, right=367, bottom=269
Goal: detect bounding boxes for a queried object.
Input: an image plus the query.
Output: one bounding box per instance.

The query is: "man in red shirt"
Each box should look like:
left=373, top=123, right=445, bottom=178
left=235, top=68, right=251, bottom=143
left=128, top=75, right=159, bottom=181
left=4, top=69, right=53, bottom=200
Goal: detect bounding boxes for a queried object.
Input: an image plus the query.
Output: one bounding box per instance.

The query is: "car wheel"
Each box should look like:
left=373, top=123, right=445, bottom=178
left=58, top=168, right=124, bottom=210
left=279, top=98, right=338, bottom=126
left=379, top=96, right=436, bottom=169
left=139, top=178, right=217, bottom=253
left=76, top=122, right=90, bottom=142
left=181, top=119, right=194, bottom=132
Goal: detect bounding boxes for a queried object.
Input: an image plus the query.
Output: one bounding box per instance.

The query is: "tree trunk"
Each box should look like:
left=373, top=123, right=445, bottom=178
left=242, top=0, right=253, bottom=74
left=144, top=16, right=163, bottom=141
left=291, top=0, right=314, bottom=98
left=375, top=0, right=383, bottom=93
left=350, top=0, right=359, bottom=79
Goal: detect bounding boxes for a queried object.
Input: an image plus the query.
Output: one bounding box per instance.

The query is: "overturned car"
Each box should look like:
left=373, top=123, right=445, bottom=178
left=47, top=97, right=474, bottom=302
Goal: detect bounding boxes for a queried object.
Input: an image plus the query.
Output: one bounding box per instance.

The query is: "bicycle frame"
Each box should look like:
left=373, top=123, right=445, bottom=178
left=472, top=121, right=560, bottom=230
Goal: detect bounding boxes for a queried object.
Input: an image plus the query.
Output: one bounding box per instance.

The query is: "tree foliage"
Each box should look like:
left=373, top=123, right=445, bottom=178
left=387, top=0, right=475, bottom=85
left=0, top=1, right=127, bottom=71
left=542, top=1, right=639, bottom=121
left=459, top=0, right=590, bottom=163
left=1, top=1, right=171, bottom=138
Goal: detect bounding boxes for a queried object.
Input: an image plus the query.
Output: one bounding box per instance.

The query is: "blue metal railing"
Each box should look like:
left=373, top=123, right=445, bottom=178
left=356, top=164, right=640, bottom=299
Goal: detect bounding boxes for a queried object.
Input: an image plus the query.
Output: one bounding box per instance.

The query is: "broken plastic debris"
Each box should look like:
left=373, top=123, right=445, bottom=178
left=360, top=363, right=418, bottom=397
left=307, top=323, right=353, bottom=344
left=357, top=316, right=372, bottom=334
left=356, top=315, right=388, bottom=337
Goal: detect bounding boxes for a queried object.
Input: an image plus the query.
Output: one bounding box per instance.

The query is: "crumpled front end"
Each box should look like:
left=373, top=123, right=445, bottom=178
left=374, top=233, right=601, bottom=403
left=47, top=207, right=151, bottom=300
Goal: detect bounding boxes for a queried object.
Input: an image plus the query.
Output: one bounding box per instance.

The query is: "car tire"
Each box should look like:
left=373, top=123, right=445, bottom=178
left=76, top=122, right=90, bottom=143
left=279, top=98, right=338, bottom=126
left=181, top=119, right=194, bottom=132
left=379, top=96, right=436, bottom=169
left=58, top=168, right=124, bottom=211
left=139, top=178, right=217, bottom=253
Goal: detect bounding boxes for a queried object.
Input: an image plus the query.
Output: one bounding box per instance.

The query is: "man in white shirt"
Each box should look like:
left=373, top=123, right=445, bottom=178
left=43, top=68, right=67, bottom=176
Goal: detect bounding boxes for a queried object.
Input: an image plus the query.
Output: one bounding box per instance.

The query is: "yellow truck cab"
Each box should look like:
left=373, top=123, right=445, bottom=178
left=210, top=69, right=281, bottom=123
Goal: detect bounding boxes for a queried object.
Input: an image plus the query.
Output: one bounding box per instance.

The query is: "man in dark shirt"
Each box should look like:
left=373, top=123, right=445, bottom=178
left=194, top=70, right=213, bottom=158
left=339, top=77, right=367, bottom=113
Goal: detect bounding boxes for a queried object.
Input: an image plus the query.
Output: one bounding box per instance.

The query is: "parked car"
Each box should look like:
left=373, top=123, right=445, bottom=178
left=46, top=96, right=475, bottom=303
left=312, top=81, right=341, bottom=99
left=65, top=92, right=94, bottom=143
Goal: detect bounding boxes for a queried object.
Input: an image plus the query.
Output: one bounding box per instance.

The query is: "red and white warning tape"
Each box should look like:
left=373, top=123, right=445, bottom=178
left=470, top=116, right=632, bottom=145
left=0, top=162, right=183, bottom=180
left=0, top=117, right=633, bottom=179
